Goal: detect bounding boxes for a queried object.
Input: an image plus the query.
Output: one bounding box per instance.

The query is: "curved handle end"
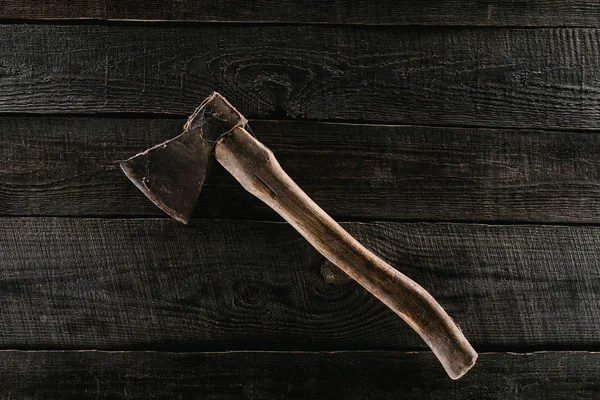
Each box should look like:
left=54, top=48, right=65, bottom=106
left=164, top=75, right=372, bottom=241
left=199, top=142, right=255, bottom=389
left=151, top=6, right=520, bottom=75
left=444, top=345, right=477, bottom=380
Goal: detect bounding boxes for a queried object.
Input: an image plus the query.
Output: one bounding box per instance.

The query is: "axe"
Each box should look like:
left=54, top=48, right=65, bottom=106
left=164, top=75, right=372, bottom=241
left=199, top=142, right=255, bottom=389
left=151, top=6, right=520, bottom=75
left=120, top=92, right=477, bottom=379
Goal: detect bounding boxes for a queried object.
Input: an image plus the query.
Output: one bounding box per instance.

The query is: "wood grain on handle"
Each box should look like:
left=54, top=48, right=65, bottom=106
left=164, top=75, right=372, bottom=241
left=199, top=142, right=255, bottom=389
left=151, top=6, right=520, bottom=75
left=215, top=127, right=477, bottom=379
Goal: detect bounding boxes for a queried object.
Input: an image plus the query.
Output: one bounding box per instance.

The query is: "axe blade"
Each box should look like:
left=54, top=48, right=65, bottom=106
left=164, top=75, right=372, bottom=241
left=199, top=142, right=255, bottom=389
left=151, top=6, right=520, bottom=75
left=120, top=92, right=247, bottom=223
left=120, top=128, right=211, bottom=224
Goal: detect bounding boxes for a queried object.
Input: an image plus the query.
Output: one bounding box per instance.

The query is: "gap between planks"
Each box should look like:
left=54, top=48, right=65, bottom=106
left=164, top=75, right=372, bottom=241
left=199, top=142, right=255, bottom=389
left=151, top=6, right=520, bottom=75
left=0, top=18, right=597, bottom=29
left=5, top=112, right=600, bottom=134
left=5, top=216, right=600, bottom=228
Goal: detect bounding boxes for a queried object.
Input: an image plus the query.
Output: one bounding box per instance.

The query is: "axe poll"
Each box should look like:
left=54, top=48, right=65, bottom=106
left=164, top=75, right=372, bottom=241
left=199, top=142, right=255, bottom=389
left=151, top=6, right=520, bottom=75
left=120, top=92, right=477, bottom=379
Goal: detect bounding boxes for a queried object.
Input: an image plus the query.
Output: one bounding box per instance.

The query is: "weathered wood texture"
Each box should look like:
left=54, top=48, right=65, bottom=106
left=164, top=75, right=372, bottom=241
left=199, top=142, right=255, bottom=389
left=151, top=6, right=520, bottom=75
left=3, top=0, right=600, bottom=27
left=1, top=218, right=600, bottom=350
left=3, top=25, right=600, bottom=129
left=4, top=116, right=600, bottom=223
left=0, top=350, right=597, bottom=399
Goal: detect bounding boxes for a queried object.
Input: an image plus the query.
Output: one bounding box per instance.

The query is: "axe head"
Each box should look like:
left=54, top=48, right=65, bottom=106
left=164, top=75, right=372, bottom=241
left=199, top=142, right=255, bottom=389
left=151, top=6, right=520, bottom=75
left=120, top=92, right=247, bottom=224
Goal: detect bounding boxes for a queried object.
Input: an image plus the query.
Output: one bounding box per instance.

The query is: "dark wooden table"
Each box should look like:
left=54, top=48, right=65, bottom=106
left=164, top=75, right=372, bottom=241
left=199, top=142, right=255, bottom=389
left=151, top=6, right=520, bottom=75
left=2, top=1, right=600, bottom=398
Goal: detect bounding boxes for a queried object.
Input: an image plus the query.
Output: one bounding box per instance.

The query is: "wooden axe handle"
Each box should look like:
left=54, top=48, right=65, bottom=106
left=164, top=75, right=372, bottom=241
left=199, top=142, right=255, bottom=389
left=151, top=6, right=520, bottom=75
left=215, top=127, right=477, bottom=379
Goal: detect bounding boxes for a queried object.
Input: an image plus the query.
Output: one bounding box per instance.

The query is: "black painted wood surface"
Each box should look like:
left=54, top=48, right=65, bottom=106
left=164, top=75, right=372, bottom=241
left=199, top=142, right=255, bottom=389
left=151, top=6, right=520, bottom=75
left=1, top=1, right=599, bottom=397
left=1, top=217, right=599, bottom=351
left=4, top=117, right=600, bottom=223
left=0, top=350, right=597, bottom=399
left=3, top=0, right=600, bottom=27
left=3, top=25, right=600, bottom=130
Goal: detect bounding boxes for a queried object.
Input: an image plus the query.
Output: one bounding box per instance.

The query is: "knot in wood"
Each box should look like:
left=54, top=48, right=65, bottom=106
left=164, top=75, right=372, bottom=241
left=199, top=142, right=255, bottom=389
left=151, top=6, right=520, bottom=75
left=319, top=260, right=352, bottom=285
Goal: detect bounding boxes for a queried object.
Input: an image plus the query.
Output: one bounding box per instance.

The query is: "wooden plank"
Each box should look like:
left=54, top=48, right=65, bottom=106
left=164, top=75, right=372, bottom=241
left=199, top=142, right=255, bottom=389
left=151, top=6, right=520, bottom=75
left=2, top=25, right=600, bottom=129
left=3, top=0, right=600, bottom=27
left=0, top=350, right=597, bottom=399
left=4, top=116, right=600, bottom=223
left=1, top=218, right=600, bottom=350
